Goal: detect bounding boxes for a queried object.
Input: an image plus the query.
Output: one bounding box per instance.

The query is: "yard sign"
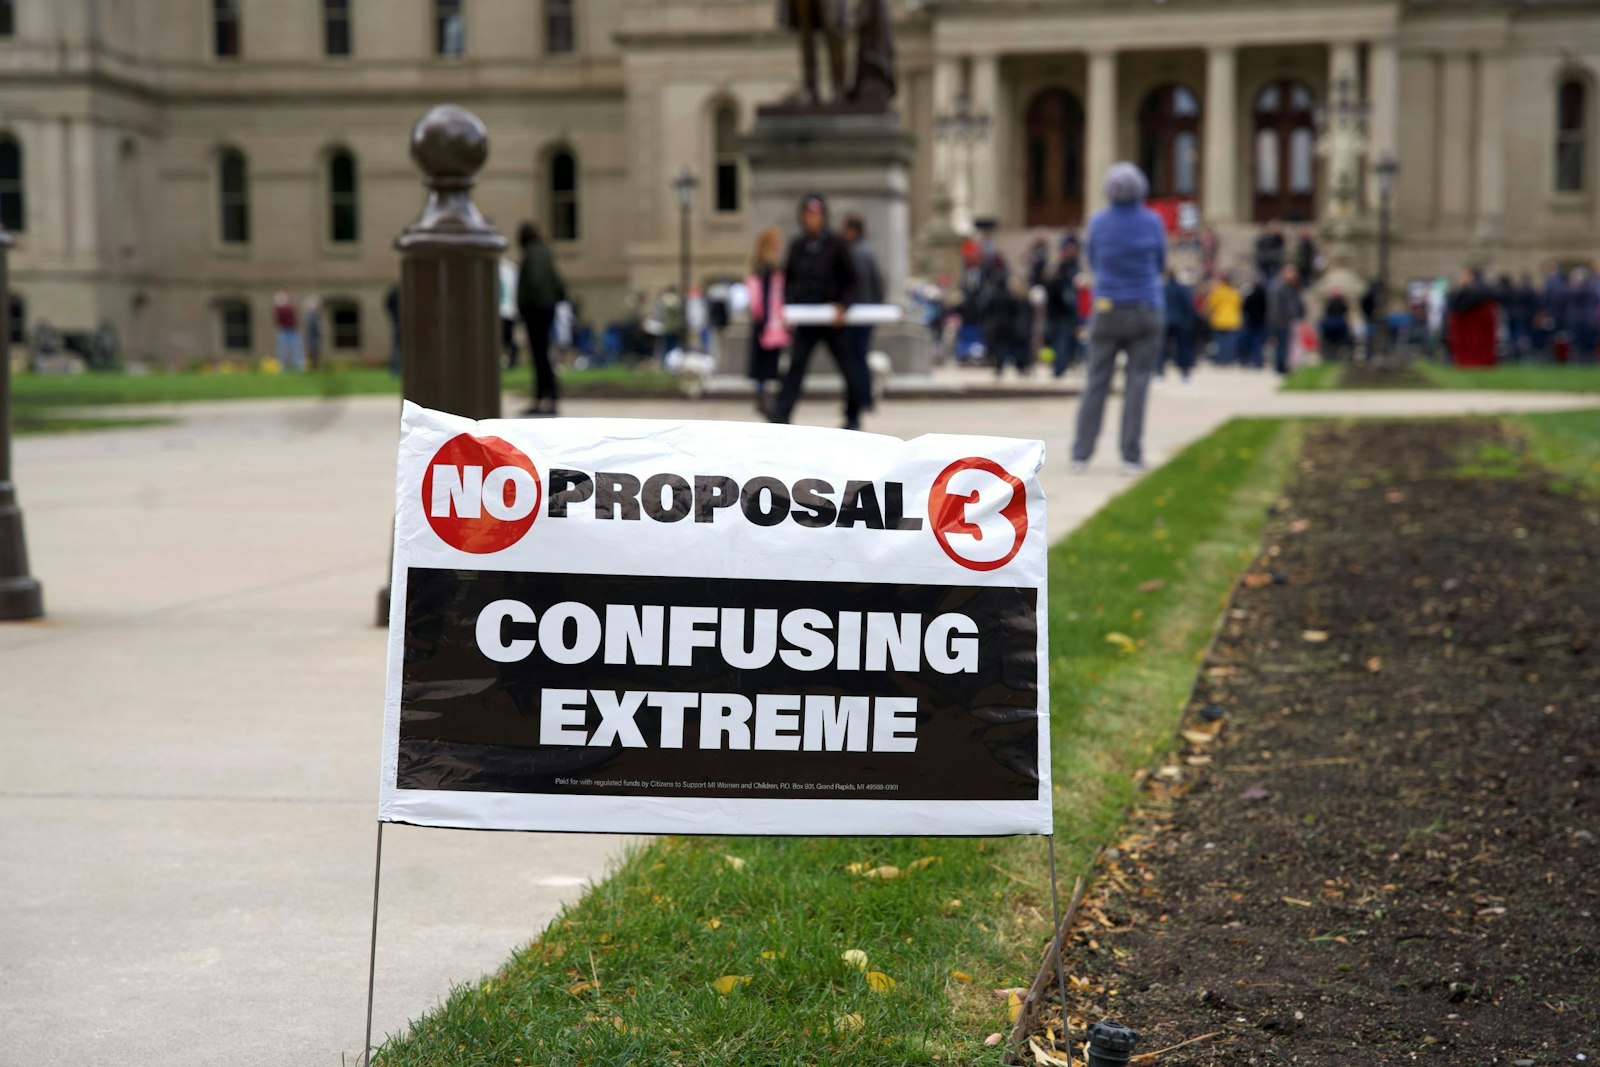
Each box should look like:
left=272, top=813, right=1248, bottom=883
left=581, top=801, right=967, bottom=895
left=380, top=402, right=1050, bottom=837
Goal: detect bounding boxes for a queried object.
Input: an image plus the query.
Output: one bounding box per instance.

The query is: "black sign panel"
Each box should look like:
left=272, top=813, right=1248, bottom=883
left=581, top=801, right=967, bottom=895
left=398, top=567, right=1039, bottom=802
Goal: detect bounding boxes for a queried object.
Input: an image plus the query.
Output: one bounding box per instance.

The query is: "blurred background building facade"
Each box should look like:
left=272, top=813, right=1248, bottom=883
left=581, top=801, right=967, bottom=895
left=1, top=0, right=1597, bottom=366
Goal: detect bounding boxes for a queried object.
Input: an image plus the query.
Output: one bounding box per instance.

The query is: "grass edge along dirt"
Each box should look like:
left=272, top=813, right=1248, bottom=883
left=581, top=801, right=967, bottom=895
left=1282, top=359, right=1600, bottom=393
left=370, top=417, right=1302, bottom=1067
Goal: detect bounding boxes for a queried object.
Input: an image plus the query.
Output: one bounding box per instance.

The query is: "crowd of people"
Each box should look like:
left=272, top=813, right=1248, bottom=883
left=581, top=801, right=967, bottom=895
left=1409, top=266, right=1600, bottom=367
left=916, top=210, right=1331, bottom=386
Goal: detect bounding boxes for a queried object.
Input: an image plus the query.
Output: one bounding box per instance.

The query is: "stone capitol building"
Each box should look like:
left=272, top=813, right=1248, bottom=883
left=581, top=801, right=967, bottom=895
left=2, top=0, right=1598, bottom=367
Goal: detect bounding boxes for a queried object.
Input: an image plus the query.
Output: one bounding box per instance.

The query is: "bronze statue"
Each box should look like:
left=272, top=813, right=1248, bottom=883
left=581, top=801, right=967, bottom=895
left=777, top=0, right=848, bottom=105
left=848, top=0, right=896, bottom=107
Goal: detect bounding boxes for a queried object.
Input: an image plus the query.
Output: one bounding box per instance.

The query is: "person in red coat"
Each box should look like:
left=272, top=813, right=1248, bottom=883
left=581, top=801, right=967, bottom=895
left=1447, top=268, right=1498, bottom=368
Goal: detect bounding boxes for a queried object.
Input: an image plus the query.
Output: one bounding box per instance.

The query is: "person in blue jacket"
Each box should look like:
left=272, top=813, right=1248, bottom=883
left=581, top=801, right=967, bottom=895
left=1071, top=162, right=1167, bottom=473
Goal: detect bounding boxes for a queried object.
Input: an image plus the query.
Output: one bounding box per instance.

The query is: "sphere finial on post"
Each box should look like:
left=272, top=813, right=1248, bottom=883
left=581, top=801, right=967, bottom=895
left=400, top=104, right=504, bottom=245
left=410, top=104, right=489, bottom=187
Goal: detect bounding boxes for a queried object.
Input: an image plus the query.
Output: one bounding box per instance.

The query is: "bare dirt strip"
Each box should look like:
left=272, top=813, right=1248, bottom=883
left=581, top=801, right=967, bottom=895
left=1046, top=420, right=1599, bottom=1066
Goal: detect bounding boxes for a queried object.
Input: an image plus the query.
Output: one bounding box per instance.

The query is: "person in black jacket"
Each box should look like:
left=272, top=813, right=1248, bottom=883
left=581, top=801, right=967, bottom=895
left=1240, top=274, right=1269, bottom=369
left=1045, top=235, right=1080, bottom=376
left=991, top=275, right=1034, bottom=377
left=768, top=193, right=863, bottom=429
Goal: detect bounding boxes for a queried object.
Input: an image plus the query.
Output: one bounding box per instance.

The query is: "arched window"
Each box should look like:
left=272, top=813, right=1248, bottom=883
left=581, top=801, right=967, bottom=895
left=1253, top=79, right=1317, bottom=222
left=546, top=0, right=574, bottom=54
left=1557, top=78, right=1588, bottom=193
left=0, top=134, right=23, bottom=233
left=328, top=149, right=359, bottom=243
left=218, top=299, right=252, bottom=351
left=1138, top=84, right=1201, bottom=199
left=218, top=148, right=249, bottom=244
left=213, top=0, right=241, bottom=58
left=7, top=293, right=24, bottom=346
left=323, top=0, right=351, bottom=57
left=434, top=0, right=463, bottom=56
left=1024, top=88, right=1085, bottom=227
left=327, top=300, right=362, bottom=349
left=712, top=103, right=740, bottom=214
left=549, top=149, right=578, bottom=241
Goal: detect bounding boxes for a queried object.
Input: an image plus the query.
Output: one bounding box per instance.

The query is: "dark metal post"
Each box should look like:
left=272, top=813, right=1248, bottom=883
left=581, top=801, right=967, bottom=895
left=376, top=105, right=508, bottom=624
left=672, top=168, right=698, bottom=315
left=1374, top=154, right=1400, bottom=364
left=1085, top=1021, right=1138, bottom=1067
left=397, top=105, right=507, bottom=417
left=0, top=227, right=44, bottom=621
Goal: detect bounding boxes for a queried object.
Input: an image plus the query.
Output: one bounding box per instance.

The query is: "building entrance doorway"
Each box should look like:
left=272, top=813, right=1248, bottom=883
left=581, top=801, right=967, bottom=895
left=1024, top=87, right=1085, bottom=227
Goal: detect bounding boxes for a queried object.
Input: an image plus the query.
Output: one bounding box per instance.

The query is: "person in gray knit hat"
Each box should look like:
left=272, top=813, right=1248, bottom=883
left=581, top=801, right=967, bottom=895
left=1071, top=162, right=1168, bottom=473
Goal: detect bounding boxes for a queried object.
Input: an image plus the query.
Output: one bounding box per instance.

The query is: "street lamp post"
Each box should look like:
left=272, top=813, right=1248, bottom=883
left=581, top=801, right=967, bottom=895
left=672, top=168, right=698, bottom=313
left=933, top=90, right=990, bottom=235
left=1374, top=154, right=1400, bottom=362
left=0, top=225, right=43, bottom=621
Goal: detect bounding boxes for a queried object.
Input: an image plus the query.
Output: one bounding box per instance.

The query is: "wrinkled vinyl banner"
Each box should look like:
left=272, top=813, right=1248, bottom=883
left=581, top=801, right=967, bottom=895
left=381, top=402, right=1050, bottom=836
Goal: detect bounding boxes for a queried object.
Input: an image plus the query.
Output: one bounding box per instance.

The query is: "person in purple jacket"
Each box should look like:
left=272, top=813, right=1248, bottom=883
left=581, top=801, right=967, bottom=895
left=1071, top=162, right=1167, bottom=473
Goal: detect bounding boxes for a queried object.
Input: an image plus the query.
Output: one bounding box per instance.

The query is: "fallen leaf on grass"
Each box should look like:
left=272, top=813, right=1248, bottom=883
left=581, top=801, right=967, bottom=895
left=950, top=970, right=974, bottom=984
left=845, top=861, right=870, bottom=874
left=1288, top=518, right=1312, bottom=533
left=1137, top=578, right=1165, bottom=593
left=866, top=971, right=897, bottom=993
left=909, top=855, right=940, bottom=871
left=1104, top=631, right=1137, bottom=653
left=567, top=979, right=599, bottom=996
left=862, top=865, right=901, bottom=881
left=1364, top=656, right=1383, bottom=673
left=841, top=949, right=869, bottom=971
left=704, top=917, right=722, bottom=930
left=1242, top=572, right=1274, bottom=588
left=710, top=975, right=751, bottom=994
left=1301, top=630, right=1330, bottom=643
left=1030, top=1037, right=1073, bottom=1066
left=1281, top=896, right=1314, bottom=908
left=760, top=950, right=783, bottom=960
left=984, top=1033, right=1004, bottom=1047
left=722, top=854, right=746, bottom=871
left=1180, top=729, right=1216, bottom=746
left=1006, top=989, right=1023, bottom=1022
left=834, top=1012, right=864, bottom=1032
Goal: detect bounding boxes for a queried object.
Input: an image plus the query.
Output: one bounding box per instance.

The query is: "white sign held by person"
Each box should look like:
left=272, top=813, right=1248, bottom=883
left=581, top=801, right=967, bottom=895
left=381, top=402, right=1051, bottom=836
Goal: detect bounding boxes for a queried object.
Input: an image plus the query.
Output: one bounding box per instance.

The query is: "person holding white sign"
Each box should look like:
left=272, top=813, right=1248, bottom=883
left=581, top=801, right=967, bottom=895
left=766, top=193, right=865, bottom=430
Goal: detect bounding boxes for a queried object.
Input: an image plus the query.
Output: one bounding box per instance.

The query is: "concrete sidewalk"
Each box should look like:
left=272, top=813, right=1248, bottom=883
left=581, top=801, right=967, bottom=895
left=1, top=370, right=1593, bottom=1065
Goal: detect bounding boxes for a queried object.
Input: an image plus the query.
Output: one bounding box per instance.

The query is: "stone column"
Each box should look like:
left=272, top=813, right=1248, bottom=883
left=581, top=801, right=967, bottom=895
left=1474, top=50, right=1506, bottom=251
left=932, top=54, right=963, bottom=231
left=1203, top=45, right=1238, bottom=226
left=968, top=52, right=1000, bottom=225
left=1085, top=48, right=1118, bottom=215
left=1365, top=40, right=1399, bottom=214
left=1437, top=53, right=1474, bottom=229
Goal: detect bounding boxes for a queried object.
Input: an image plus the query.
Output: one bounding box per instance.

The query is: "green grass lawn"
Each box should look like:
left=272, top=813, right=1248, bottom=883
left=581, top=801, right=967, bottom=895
left=371, top=417, right=1302, bottom=1067
left=1415, top=362, right=1600, bottom=393
left=1279, top=363, right=1344, bottom=391
left=10, top=363, right=683, bottom=409
left=1511, top=408, right=1600, bottom=494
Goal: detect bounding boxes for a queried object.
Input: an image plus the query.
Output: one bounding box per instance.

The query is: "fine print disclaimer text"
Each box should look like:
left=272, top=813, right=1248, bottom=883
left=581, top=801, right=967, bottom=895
left=551, top=777, right=900, bottom=793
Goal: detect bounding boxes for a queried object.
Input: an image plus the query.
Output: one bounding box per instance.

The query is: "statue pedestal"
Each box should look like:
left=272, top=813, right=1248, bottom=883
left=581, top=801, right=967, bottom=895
left=723, top=109, right=933, bottom=386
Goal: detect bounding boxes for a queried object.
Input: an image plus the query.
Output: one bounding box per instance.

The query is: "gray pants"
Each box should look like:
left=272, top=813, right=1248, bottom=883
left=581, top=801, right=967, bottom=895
left=1072, top=303, right=1162, bottom=464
